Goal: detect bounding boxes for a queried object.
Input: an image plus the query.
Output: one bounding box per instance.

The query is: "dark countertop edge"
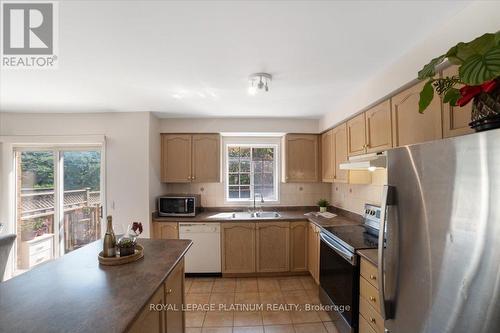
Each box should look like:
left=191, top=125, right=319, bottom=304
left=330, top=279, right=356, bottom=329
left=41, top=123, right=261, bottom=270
left=124, top=240, right=193, bottom=332
left=357, top=248, right=378, bottom=267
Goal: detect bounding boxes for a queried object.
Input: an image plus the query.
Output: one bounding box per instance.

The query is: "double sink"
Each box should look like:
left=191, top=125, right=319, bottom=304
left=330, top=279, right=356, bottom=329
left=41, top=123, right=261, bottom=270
left=231, top=211, right=281, bottom=219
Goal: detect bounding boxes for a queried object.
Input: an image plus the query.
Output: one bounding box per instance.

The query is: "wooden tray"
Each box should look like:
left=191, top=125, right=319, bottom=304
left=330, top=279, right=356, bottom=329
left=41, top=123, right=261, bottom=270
left=98, top=244, right=144, bottom=266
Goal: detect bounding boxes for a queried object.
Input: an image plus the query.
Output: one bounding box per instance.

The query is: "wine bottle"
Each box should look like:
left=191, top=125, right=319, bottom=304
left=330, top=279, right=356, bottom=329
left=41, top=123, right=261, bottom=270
left=103, top=215, right=116, bottom=257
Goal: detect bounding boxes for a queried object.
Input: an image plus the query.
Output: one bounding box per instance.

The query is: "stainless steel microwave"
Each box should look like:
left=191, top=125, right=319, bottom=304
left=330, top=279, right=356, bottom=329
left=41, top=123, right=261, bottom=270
left=158, top=194, right=201, bottom=217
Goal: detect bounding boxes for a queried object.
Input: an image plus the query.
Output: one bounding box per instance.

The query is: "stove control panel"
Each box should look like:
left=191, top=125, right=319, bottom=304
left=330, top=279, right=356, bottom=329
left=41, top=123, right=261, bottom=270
left=363, top=204, right=381, bottom=230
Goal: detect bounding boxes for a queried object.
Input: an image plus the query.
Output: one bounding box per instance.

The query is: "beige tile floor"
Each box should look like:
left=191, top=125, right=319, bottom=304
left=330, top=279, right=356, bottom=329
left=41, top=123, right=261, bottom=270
left=184, top=276, right=341, bottom=333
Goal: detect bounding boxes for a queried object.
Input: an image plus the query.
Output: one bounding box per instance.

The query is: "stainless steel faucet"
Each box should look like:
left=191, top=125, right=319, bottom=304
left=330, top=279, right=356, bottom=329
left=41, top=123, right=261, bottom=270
left=253, top=192, right=264, bottom=212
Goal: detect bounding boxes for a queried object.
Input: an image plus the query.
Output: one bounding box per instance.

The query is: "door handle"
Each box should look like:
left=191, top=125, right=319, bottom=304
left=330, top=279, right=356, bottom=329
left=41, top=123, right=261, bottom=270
left=378, top=185, right=396, bottom=320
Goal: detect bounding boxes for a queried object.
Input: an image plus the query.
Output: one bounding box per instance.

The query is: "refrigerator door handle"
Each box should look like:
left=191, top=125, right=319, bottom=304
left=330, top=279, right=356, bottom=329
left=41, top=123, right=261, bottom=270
left=378, top=185, right=396, bottom=320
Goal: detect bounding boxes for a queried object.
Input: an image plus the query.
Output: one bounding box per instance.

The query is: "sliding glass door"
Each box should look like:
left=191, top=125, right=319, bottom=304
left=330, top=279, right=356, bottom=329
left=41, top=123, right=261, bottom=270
left=14, top=148, right=103, bottom=275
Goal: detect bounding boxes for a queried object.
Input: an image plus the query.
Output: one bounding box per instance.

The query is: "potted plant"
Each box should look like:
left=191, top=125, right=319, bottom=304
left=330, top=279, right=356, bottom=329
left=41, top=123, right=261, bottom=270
left=21, top=218, right=48, bottom=241
left=317, top=199, right=329, bottom=213
left=117, top=222, right=143, bottom=257
left=418, top=31, right=500, bottom=132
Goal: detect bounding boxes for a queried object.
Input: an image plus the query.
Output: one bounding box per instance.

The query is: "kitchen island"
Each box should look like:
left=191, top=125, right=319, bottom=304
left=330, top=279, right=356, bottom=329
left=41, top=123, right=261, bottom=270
left=0, top=238, right=192, bottom=333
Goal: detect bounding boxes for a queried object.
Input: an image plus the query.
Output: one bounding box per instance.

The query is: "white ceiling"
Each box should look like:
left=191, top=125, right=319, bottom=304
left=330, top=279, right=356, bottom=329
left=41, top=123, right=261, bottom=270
left=0, top=0, right=472, bottom=119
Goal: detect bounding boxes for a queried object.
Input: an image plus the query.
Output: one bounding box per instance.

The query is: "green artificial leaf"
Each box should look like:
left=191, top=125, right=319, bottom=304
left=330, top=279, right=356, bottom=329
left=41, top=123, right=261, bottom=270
left=446, top=33, right=497, bottom=65
left=419, top=80, right=435, bottom=113
left=459, top=46, right=500, bottom=85
left=418, top=55, right=445, bottom=80
left=443, top=88, right=461, bottom=106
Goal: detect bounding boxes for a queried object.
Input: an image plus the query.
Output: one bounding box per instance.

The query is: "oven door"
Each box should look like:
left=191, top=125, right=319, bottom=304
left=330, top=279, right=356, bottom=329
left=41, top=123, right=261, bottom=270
left=159, top=197, right=194, bottom=216
left=319, top=232, right=359, bottom=330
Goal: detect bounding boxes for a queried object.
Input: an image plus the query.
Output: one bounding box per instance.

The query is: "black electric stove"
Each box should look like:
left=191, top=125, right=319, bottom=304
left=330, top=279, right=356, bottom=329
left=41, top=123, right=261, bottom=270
left=319, top=204, right=382, bottom=333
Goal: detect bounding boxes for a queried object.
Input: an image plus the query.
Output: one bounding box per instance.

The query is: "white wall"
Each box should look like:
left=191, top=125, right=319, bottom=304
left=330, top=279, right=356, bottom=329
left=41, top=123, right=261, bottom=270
left=158, top=117, right=319, bottom=133
left=320, top=1, right=500, bottom=131
left=0, top=112, right=153, bottom=237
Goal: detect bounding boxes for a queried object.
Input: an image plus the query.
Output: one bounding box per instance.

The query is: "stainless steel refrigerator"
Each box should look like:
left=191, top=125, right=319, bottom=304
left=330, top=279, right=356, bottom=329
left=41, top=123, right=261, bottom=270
left=379, top=129, right=500, bottom=333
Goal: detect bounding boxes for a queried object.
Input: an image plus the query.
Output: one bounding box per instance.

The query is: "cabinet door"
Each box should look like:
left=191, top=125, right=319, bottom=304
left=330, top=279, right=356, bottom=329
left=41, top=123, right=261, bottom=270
left=307, top=223, right=320, bottom=284
left=290, top=221, right=308, bottom=272
left=165, top=260, right=185, bottom=333
left=392, top=81, right=442, bottom=147
left=152, top=222, right=179, bottom=240
left=442, top=66, right=474, bottom=138
left=192, top=134, right=220, bottom=182
left=333, top=123, right=348, bottom=183
left=256, top=222, right=290, bottom=272
left=321, top=130, right=334, bottom=182
left=128, top=285, right=165, bottom=333
left=221, top=223, right=256, bottom=273
left=347, top=113, right=367, bottom=156
left=161, top=134, right=192, bottom=182
left=365, top=100, right=393, bottom=153
left=283, top=134, right=319, bottom=182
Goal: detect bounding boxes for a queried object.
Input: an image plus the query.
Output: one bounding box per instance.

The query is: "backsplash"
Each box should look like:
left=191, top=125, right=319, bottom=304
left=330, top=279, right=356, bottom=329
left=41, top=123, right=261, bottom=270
left=165, top=182, right=332, bottom=207
left=330, top=170, right=386, bottom=215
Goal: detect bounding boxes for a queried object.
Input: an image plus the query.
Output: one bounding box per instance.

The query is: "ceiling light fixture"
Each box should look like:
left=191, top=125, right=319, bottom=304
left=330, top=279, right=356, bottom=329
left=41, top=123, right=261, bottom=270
left=248, top=73, right=272, bottom=95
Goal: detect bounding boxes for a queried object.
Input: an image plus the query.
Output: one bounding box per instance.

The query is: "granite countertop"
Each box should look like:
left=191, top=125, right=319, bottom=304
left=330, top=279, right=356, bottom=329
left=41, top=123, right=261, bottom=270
left=0, top=239, right=192, bottom=333
left=357, top=248, right=378, bottom=266
left=152, top=208, right=361, bottom=229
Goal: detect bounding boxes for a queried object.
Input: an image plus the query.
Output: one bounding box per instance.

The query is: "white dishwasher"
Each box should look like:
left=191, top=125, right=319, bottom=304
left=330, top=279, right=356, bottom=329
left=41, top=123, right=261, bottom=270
left=179, top=223, right=221, bottom=273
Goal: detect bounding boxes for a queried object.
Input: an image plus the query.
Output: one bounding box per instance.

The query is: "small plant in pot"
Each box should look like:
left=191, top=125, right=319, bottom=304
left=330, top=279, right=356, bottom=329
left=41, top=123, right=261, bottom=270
left=117, top=222, right=143, bottom=257
left=418, top=31, right=500, bottom=132
left=317, top=199, right=329, bottom=213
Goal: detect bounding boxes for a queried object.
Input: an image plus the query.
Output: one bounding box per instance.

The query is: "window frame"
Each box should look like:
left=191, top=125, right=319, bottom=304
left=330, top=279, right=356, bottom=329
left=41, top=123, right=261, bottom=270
left=223, top=137, right=280, bottom=204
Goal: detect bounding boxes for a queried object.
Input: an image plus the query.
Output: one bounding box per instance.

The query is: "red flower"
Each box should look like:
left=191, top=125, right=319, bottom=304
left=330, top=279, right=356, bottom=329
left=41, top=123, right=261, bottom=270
left=132, top=222, right=143, bottom=235
left=456, top=80, right=497, bottom=107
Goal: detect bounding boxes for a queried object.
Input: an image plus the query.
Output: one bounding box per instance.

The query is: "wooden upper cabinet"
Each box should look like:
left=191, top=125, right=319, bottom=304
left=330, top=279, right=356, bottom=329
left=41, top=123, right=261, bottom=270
left=333, top=123, right=348, bottom=183
left=391, top=81, right=442, bottom=147
left=321, top=130, right=334, bottom=182
left=192, top=134, right=220, bottom=182
left=347, top=113, right=367, bottom=156
left=161, top=133, right=220, bottom=183
left=256, top=222, right=290, bottom=273
left=221, top=223, right=256, bottom=274
left=161, top=134, right=192, bottom=182
left=290, top=221, right=308, bottom=272
left=442, top=66, right=474, bottom=138
left=365, top=100, right=393, bottom=153
left=283, top=134, right=320, bottom=182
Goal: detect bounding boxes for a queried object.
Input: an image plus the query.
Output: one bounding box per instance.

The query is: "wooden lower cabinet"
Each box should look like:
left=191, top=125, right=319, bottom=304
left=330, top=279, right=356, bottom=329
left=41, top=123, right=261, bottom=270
left=359, top=314, right=377, bottom=333
left=307, top=222, right=320, bottom=284
left=152, top=222, right=179, bottom=240
left=290, top=221, right=308, bottom=272
left=128, top=260, right=185, bottom=333
left=164, top=260, right=185, bottom=333
left=359, top=258, right=384, bottom=333
left=221, top=223, right=256, bottom=274
left=256, top=222, right=290, bottom=272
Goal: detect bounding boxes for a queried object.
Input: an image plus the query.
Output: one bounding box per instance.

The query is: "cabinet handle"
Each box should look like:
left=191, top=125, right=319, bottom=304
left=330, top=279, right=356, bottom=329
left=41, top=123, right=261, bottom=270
left=370, top=317, right=376, bottom=324
left=369, top=274, right=376, bottom=280
left=369, top=296, right=376, bottom=302
left=166, top=288, right=172, bottom=294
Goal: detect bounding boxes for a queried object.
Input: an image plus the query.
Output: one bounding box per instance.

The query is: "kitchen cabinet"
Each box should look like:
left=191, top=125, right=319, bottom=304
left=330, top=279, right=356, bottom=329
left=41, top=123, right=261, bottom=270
left=221, top=223, right=256, bottom=274
left=321, top=130, right=334, bottom=182
left=192, top=134, right=220, bottom=182
left=391, top=81, right=442, bottom=147
left=441, top=66, right=474, bottom=138
left=161, top=133, right=220, bottom=183
left=282, top=134, right=320, bottom=182
left=128, top=284, right=165, bottom=333
left=164, top=259, right=185, bottom=333
left=152, top=222, right=179, bottom=240
left=365, top=100, right=393, bottom=153
left=359, top=257, right=384, bottom=333
left=290, top=221, right=308, bottom=272
left=307, top=222, right=320, bottom=284
left=347, top=113, right=367, bottom=156
left=333, top=123, right=348, bottom=183
left=256, top=222, right=290, bottom=272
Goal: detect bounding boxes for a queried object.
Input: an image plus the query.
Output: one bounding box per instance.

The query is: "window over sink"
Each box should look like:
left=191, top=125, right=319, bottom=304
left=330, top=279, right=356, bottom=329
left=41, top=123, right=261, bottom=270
left=224, top=139, right=279, bottom=203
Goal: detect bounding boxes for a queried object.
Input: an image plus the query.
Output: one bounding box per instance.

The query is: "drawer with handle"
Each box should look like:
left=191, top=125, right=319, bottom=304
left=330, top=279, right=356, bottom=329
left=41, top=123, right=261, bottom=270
left=28, top=239, right=53, bottom=256
left=29, top=249, right=52, bottom=267
left=360, top=297, right=384, bottom=333
left=360, top=276, right=381, bottom=312
left=359, top=314, right=377, bottom=333
left=360, top=257, right=378, bottom=289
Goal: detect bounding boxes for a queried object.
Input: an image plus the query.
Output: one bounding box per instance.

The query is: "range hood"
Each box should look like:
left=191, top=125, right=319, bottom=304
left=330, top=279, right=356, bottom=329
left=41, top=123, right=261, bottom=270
left=339, top=152, right=387, bottom=171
